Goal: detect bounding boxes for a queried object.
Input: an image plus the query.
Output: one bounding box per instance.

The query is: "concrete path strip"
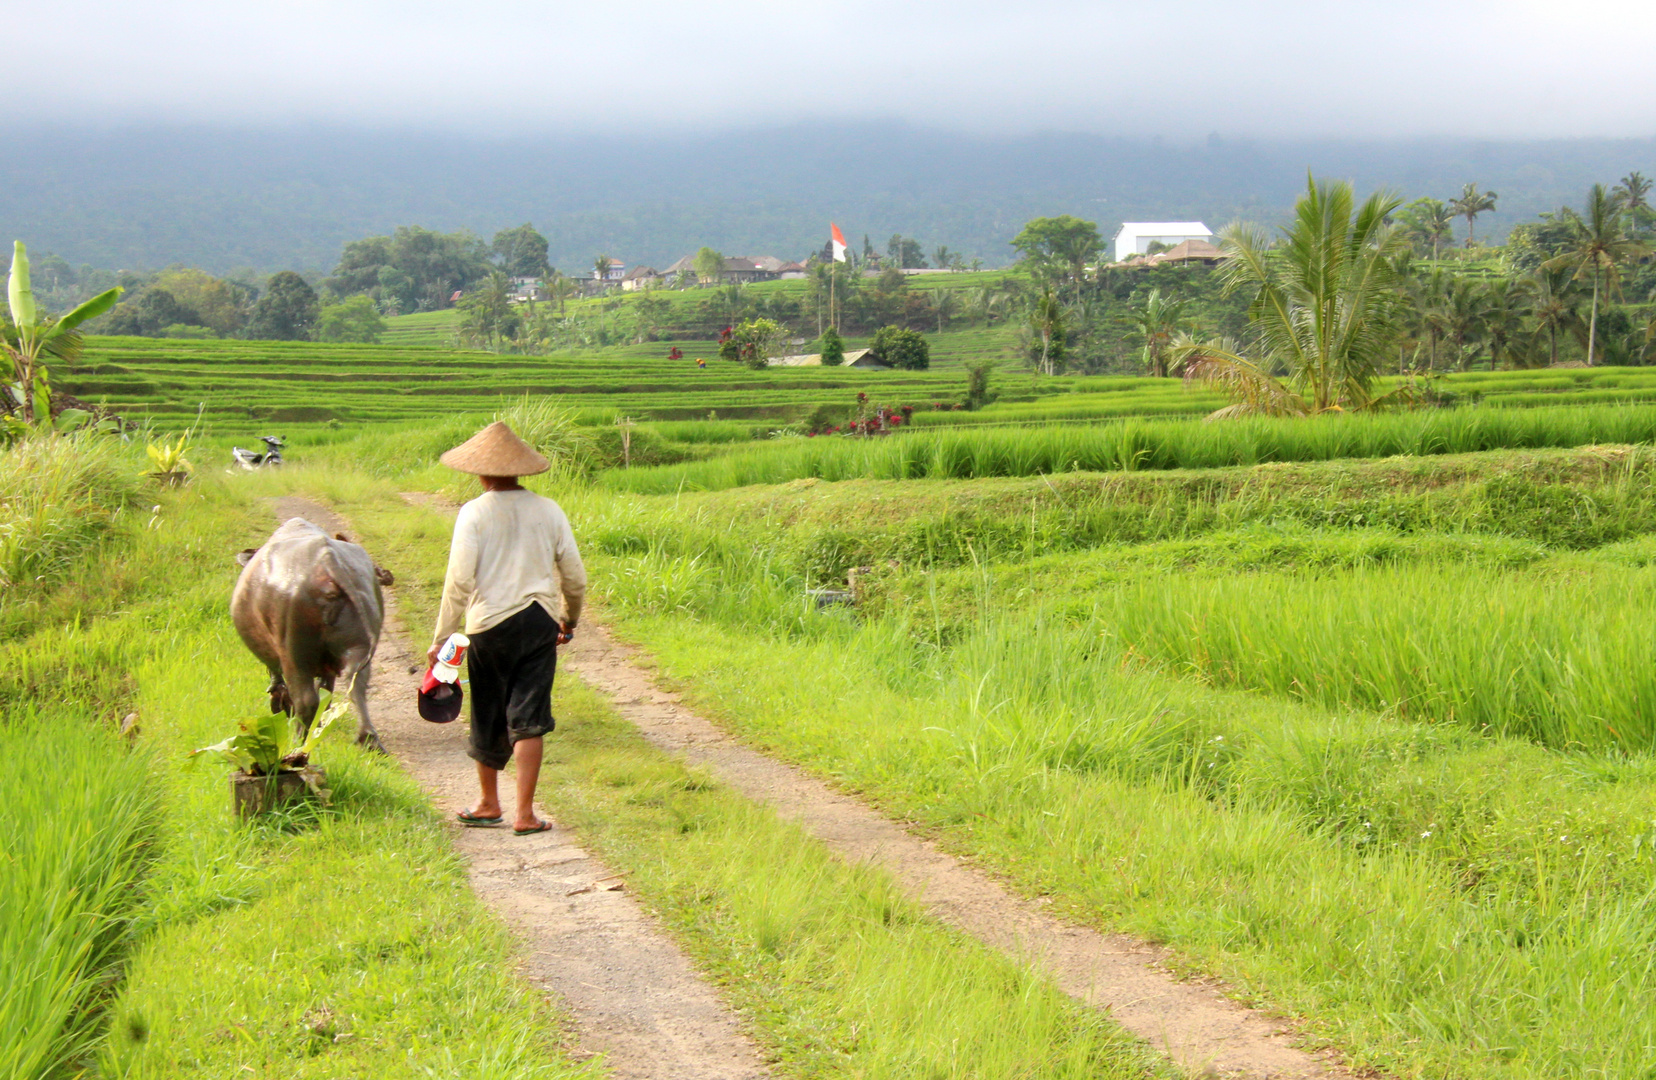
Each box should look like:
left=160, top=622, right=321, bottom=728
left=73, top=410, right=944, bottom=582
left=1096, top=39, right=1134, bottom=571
left=561, top=621, right=1355, bottom=1080
left=270, top=497, right=771, bottom=1080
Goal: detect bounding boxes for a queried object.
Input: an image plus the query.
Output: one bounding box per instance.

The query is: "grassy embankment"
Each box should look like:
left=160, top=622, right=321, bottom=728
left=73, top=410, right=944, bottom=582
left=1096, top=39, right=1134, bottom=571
left=601, top=402, right=1656, bottom=492
left=508, top=436, right=1656, bottom=1080
left=1, top=446, right=594, bottom=1078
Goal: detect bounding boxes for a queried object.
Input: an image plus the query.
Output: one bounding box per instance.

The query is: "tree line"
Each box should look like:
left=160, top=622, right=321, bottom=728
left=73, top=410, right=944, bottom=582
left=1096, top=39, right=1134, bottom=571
left=1001, top=173, right=1656, bottom=378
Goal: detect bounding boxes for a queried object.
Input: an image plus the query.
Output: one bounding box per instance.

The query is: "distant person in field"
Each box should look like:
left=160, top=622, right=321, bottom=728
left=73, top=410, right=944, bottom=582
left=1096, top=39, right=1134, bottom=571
left=696, top=357, right=706, bottom=369
left=428, top=421, right=586, bottom=836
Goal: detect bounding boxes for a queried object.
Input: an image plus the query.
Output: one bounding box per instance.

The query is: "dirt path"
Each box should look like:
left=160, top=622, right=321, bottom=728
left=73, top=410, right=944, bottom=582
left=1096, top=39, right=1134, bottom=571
left=562, top=626, right=1352, bottom=1080
left=269, top=498, right=770, bottom=1080
left=379, top=492, right=1356, bottom=1078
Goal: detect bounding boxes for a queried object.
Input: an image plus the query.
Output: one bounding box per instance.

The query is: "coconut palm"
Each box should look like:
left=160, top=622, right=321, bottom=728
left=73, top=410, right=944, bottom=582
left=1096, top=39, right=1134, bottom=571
left=1615, top=172, right=1652, bottom=214
left=1027, top=286, right=1067, bottom=376
left=1443, top=276, right=1494, bottom=370
left=593, top=255, right=615, bottom=284
left=1544, top=184, right=1650, bottom=365
left=1481, top=277, right=1534, bottom=370
left=1399, top=198, right=1456, bottom=260
left=933, top=288, right=959, bottom=333
left=1406, top=267, right=1453, bottom=370
left=1448, top=183, right=1498, bottom=248
left=1172, top=177, right=1409, bottom=417
left=1121, top=288, right=1191, bottom=377
left=1528, top=266, right=1586, bottom=367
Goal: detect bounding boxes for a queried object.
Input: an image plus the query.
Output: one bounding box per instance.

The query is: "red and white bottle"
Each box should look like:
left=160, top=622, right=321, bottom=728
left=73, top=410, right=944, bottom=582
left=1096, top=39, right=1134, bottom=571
left=421, top=632, right=470, bottom=696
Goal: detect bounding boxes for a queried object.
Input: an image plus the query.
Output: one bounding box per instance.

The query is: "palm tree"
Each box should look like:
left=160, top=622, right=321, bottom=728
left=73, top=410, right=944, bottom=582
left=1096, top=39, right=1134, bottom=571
left=537, top=268, right=567, bottom=315
left=933, top=245, right=955, bottom=272
left=1615, top=172, right=1652, bottom=214
left=1406, top=267, right=1452, bottom=370
left=1398, top=198, right=1455, bottom=260
left=1121, top=288, right=1190, bottom=377
left=1528, top=266, right=1585, bottom=367
left=933, top=288, right=959, bottom=333
left=1443, top=276, right=1494, bottom=370
left=1481, top=277, right=1533, bottom=370
left=1027, top=286, right=1066, bottom=376
left=593, top=255, right=615, bottom=285
left=1544, top=184, right=1650, bottom=365
left=1448, top=183, right=1498, bottom=248
left=1171, top=177, right=1408, bottom=416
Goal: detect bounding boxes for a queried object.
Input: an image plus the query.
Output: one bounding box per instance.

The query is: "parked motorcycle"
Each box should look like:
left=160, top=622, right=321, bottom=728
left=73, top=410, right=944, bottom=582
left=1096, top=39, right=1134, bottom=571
left=231, top=435, right=285, bottom=470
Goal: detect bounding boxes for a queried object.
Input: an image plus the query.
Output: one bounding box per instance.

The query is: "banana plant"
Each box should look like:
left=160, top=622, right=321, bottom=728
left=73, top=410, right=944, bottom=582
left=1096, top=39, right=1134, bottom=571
left=4, top=241, right=122, bottom=425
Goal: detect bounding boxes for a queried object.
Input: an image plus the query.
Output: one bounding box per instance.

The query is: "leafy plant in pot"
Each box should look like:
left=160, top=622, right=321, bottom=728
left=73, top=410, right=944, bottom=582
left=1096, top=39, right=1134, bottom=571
left=190, top=696, right=346, bottom=817
left=146, top=431, right=194, bottom=487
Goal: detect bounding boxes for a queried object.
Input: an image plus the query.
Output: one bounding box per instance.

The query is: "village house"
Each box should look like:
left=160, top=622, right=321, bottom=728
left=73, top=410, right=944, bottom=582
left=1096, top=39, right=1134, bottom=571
left=1111, top=222, right=1214, bottom=262
left=620, top=266, right=661, bottom=291
left=1120, top=238, right=1227, bottom=268
left=592, top=261, right=627, bottom=283
left=662, top=254, right=802, bottom=284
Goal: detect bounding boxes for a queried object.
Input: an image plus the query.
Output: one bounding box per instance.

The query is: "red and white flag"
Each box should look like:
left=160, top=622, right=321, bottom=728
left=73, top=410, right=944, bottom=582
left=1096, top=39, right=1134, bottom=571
left=830, top=222, right=848, bottom=263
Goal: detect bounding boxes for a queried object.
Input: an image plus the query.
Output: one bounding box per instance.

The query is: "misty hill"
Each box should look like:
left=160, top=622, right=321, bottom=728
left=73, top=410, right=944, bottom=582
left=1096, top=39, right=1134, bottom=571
left=6, top=123, right=1654, bottom=277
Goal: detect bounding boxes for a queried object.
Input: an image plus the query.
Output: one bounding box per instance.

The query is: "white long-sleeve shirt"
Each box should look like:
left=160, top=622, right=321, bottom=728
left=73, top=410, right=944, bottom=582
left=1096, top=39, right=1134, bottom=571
left=432, top=488, right=587, bottom=647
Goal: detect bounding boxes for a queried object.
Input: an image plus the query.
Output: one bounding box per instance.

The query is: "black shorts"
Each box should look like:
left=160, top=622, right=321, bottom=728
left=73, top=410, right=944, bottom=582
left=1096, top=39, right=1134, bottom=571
left=465, top=603, right=559, bottom=770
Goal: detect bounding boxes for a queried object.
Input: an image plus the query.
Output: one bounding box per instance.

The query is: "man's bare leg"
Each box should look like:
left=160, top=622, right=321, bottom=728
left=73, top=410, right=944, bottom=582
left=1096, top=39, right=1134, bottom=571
left=512, top=736, right=543, bottom=830
left=469, top=761, right=504, bottom=819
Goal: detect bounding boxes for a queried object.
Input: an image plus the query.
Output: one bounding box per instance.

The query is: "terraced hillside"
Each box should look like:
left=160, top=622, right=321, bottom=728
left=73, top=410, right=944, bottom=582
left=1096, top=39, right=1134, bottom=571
left=65, top=337, right=979, bottom=429
left=67, top=329, right=1656, bottom=441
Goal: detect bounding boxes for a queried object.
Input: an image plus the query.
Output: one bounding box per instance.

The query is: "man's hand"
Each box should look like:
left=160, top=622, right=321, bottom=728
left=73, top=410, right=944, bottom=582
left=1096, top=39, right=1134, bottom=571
left=425, top=644, right=442, bottom=669
left=557, top=623, right=575, bottom=646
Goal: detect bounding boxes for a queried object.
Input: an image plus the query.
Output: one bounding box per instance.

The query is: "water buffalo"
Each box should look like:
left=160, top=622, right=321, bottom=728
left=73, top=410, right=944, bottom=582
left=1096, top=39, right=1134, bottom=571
left=231, top=518, right=392, bottom=751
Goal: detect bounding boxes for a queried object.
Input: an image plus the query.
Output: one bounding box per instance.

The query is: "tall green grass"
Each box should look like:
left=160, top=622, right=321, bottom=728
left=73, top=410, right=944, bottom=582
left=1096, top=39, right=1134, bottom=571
left=0, top=715, right=161, bottom=1079
left=0, top=433, right=163, bottom=1076
left=600, top=403, right=1656, bottom=492
left=1095, top=561, right=1656, bottom=750
left=0, top=433, right=142, bottom=599
left=575, top=547, right=1656, bottom=1079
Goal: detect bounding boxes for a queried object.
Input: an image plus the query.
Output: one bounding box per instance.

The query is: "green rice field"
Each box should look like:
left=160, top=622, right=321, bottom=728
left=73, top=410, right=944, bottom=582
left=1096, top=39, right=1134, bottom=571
left=63, top=328, right=1656, bottom=445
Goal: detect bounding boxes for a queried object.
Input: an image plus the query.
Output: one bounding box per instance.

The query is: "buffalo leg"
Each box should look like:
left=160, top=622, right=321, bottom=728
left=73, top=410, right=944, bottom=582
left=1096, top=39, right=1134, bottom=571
left=345, top=658, right=385, bottom=753
left=283, top=662, right=321, bottom=744
left=266, top=670, right=293, bottom=716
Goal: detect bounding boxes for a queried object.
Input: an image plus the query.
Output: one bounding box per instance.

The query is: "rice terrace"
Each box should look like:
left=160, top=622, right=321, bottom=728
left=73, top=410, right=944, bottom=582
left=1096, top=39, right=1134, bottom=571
left=17, top=8, right=1656, bottom=1077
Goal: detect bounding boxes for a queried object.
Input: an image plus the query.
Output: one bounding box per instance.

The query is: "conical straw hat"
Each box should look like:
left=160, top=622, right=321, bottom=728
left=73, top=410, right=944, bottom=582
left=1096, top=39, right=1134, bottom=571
left=439, top=421, right=550, bottom=476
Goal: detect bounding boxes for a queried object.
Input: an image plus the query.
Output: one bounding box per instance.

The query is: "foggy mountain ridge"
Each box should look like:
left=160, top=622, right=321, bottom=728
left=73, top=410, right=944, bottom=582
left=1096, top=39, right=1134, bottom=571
left=5, top=122, right=1653, bottom=278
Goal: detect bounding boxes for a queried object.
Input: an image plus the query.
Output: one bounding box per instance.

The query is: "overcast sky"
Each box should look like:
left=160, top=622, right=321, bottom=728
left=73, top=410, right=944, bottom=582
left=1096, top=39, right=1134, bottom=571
left=16, top=0, right=1656, bottom=139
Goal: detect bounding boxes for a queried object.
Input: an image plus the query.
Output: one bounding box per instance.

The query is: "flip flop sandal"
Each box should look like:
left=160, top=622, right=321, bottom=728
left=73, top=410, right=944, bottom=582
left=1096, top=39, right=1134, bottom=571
left=456, top=811, right=503, bottom=827
left=513, top=820, right=553, bottom=836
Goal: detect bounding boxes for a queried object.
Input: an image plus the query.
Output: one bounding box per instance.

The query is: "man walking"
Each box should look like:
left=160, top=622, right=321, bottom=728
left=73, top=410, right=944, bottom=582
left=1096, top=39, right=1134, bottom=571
left=428, top=421, right=586, bottom=836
